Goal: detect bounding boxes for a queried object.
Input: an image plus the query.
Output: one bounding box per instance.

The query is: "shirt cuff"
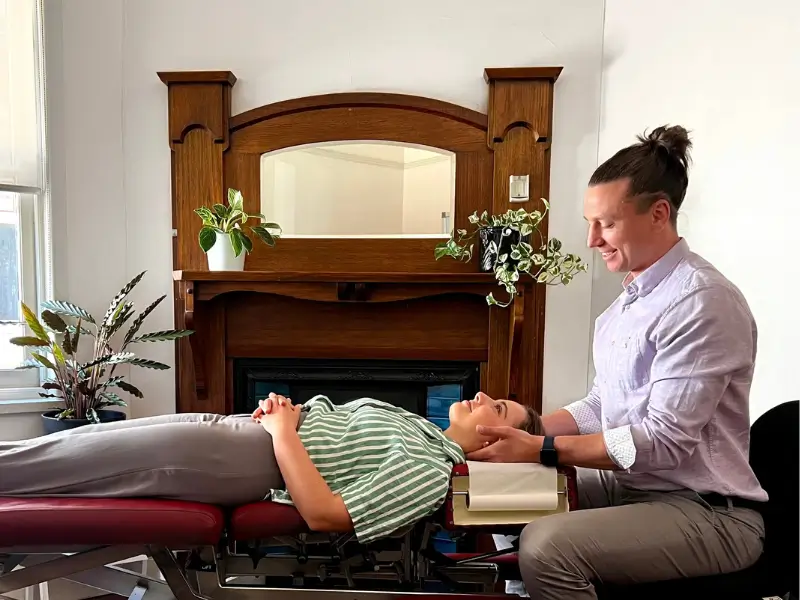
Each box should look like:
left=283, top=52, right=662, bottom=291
left=563, top=400, right=602, bottom=434
left=603, top=425, right=637, bottom=470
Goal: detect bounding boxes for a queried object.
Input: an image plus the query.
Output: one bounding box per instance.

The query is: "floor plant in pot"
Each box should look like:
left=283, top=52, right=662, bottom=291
left=434, top=200, right=588, bottom=307
left=195, top=188, right=282, bottom=271
left=9, top=271, right=193, bottom=434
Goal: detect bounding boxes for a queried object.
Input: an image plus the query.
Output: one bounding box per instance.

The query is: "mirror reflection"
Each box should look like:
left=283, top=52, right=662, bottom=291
left=259, top=142, right=456, bottom=238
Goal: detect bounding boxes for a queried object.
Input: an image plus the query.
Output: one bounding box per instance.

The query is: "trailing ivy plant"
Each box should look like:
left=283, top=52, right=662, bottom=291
left=434, top=200, right=588, bottom=307
left=195, top=188, right=282, bottom=257
left=8, top=271, right=193, bottom=422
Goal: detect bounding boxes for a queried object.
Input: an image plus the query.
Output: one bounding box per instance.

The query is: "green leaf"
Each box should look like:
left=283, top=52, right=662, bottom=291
left=230, top=228, right=245, bottom=257
left=102, top=271, right=146, bottom=328
left=66, top=324, right=93, bottom=337
left=9, top=336, right=51, bottom=347
left=41, top=310, right=67, bottom=333
left=261, top=222, right=282, bottom=236
left=99, top=391, right=127, bottom=406
left=228, top=188, right=244, bottom=211
left=251, top=225, right=276, bottom=247
left=239, top=230, right=253, bottom=254
left=81, top=352, right=135, bottom=370
left=101, top=375, right=125, bottom=388
left=62, top=330, right=74, bottom=355
left=194, top=206, right=216, bottom=221
left=198, top=226, right=217, bottom=253
left=115, top=380, right=144, bottom=398
left=128, top=329, right=194, bottom=343
left=128, top=357, right=171, bottom=370
left=52, top=343, right=66, bottom=365
left=123, top=295, right=165, bottom=345
left=212, top=203, right=230, bottom=220
left=21, top=303, right=48, bottom=341
left=30, top=352, right=56, bottom=370
left=71, top=318, right=83, bottom=355
left=40, top=300, right=95, bottom=324
left=536, top=271, right=549, bottom=283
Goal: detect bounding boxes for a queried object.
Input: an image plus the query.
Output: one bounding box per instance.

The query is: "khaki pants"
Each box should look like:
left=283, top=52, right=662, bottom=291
left=514, top=467, right=765, bottom=599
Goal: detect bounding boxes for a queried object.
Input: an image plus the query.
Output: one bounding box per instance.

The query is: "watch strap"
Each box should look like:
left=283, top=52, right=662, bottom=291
left=540, top=435, right=558, bottom=467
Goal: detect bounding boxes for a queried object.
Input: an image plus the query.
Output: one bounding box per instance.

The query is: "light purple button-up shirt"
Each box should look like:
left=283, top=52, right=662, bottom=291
left=564, top=238, right=768, bottom=502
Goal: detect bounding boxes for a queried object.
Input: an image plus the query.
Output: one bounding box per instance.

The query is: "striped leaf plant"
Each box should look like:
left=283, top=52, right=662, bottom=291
left=8, top=271, right=193, bottom=422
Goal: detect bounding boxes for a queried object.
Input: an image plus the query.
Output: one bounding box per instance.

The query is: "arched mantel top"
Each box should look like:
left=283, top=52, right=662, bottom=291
left=229, top=92, right=488, bottom=133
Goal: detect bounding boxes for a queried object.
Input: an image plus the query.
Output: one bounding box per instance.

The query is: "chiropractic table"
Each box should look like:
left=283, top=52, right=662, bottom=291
left=0, top=464, right=577, bottom=600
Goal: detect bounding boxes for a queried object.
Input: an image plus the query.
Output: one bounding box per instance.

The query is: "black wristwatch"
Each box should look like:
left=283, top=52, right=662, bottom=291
left=540, top=436, right=558, bottom=467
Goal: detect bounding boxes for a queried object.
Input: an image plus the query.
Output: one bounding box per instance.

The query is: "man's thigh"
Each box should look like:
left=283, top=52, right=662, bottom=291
left=518, top=493, right=764, bottom=591
left=575, top=467, right=622, bottom=509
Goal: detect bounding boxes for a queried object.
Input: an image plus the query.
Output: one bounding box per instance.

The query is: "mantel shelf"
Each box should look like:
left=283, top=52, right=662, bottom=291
left=173, top=270, right=498, bottom=284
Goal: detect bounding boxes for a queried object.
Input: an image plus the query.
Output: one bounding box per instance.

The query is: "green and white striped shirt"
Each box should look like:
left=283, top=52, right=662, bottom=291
left=269, top=395, right=465, bottom=543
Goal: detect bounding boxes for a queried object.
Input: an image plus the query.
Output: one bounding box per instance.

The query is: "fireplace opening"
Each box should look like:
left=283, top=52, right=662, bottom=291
left=232, top=358, right=480, bottom=426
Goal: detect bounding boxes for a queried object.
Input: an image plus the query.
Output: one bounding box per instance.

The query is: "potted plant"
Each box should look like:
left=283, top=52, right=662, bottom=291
left=195, top=188, right=282, bottom=271
left=434, top=200, right=588, bottom=307
left=9, top=271, right=193, bottom=434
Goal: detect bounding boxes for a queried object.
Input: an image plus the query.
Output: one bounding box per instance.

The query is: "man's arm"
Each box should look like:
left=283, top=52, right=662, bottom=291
left=553, top=285, right=755, bottom=472
left=543, top=382, right=604, bottom=436
left=541, top=409, right=580, bottom=436
left=271, top=428, right=354, bottom=532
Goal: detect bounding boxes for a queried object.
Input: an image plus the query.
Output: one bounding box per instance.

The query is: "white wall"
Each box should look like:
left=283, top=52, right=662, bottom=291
left=15, top=0, right=796, bottom=436
left=598, top=0, right=799, bottom=419
left=1, top=0, right=606, bottom=437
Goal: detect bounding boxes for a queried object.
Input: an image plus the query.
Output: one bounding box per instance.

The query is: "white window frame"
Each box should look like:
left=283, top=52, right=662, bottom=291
left=0, top=0, right=53, bottom=405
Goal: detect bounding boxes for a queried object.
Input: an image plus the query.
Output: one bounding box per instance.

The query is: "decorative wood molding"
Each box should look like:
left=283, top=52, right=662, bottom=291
left=161, top=67, right=562, bottom=414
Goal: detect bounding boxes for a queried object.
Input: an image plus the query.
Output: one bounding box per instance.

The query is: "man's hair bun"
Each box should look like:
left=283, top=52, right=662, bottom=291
left=637, top=125, right=693, bottom=169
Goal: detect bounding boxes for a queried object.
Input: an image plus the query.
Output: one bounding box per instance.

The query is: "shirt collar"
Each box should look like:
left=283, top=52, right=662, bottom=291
left=621, top=238, right=689, bottom=303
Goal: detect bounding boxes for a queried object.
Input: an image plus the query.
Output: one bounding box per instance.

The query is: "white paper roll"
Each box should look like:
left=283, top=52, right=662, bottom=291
left=466, top=460, right=559, bottom=512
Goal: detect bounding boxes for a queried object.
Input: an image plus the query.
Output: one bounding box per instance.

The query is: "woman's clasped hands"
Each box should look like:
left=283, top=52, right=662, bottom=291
left=251, top=392, right=301, bottom=436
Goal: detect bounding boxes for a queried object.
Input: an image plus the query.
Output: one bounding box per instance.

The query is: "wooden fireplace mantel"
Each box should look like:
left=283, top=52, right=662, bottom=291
left=162, top=67, right=561, bottom=415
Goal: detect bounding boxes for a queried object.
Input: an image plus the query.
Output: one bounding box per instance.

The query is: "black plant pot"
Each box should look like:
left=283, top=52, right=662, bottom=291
left=41, top=408, right=127, bottom=435
left=478, top=226, right=527, bottom=272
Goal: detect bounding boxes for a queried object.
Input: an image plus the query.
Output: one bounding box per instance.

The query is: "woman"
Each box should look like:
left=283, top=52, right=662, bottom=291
left=0, top=392, right=542, bottom=544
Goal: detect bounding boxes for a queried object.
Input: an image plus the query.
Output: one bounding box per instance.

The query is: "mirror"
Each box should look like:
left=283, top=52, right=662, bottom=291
left=260, top=141, right=456, bottom=238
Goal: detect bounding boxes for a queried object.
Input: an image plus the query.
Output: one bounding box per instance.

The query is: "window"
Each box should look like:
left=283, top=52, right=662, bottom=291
left=0, top=0, right=52, bottom=400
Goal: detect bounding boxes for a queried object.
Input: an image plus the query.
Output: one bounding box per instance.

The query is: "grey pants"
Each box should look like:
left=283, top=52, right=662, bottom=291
left=515, top=467, right=765, bottom=599
left=0, top=413, right=284, bottom=506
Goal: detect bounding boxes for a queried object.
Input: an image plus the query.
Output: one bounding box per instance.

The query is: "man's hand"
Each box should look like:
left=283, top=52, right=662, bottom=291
left=466, top=425, right=542, bottom=463
left=254, top=394, right=301, bottom=437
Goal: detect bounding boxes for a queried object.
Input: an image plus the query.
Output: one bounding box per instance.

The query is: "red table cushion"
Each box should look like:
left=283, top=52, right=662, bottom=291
left=0, top=497, right=224, bottom=546
left=230, top=501, right=309, bottom=540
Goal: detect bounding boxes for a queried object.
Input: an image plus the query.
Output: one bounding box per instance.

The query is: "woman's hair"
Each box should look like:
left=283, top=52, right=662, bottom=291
left=589, top=124, right=693, bottom=225
left=518, top=405, right=544, bottom=436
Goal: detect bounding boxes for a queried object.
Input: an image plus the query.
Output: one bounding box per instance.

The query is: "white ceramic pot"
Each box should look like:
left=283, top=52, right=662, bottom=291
left=206, top=232, right=246, bottom=271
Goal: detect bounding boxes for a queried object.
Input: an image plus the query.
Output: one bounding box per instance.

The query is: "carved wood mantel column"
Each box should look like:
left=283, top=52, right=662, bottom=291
left=159, top=71, right=236, bottom=411
left=483, top=67, right=562, bottom=406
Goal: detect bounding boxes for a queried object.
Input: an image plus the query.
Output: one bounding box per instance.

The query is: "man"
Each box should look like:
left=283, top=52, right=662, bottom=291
left=469, top=125, right=767, bottom=599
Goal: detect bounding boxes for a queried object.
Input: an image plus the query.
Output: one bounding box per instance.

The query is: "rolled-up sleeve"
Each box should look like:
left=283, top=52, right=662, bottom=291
left=605, top=284, right=755, bottom=472
left=563, top=382, right=603, bottom=434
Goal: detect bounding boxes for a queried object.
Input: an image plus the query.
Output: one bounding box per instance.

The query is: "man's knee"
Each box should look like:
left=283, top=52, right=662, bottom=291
left=518, top=514, right=579, bottom=573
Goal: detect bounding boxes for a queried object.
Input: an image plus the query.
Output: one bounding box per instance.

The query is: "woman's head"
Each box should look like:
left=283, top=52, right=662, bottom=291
left=443, top=392, right=543, bottom=453
left=584, top=125, right=693, bottom=277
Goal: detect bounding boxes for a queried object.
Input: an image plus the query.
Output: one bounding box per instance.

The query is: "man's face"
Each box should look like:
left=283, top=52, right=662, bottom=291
left=583, top=179, right=670, bottom=276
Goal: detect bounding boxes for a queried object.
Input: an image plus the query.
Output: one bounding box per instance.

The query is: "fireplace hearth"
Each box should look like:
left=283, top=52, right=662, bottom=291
left=232, top=358, right=480, bottom=420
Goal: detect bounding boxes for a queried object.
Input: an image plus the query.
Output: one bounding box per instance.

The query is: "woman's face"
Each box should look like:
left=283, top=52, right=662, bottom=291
left=447, top=392, right=528, bottom=451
